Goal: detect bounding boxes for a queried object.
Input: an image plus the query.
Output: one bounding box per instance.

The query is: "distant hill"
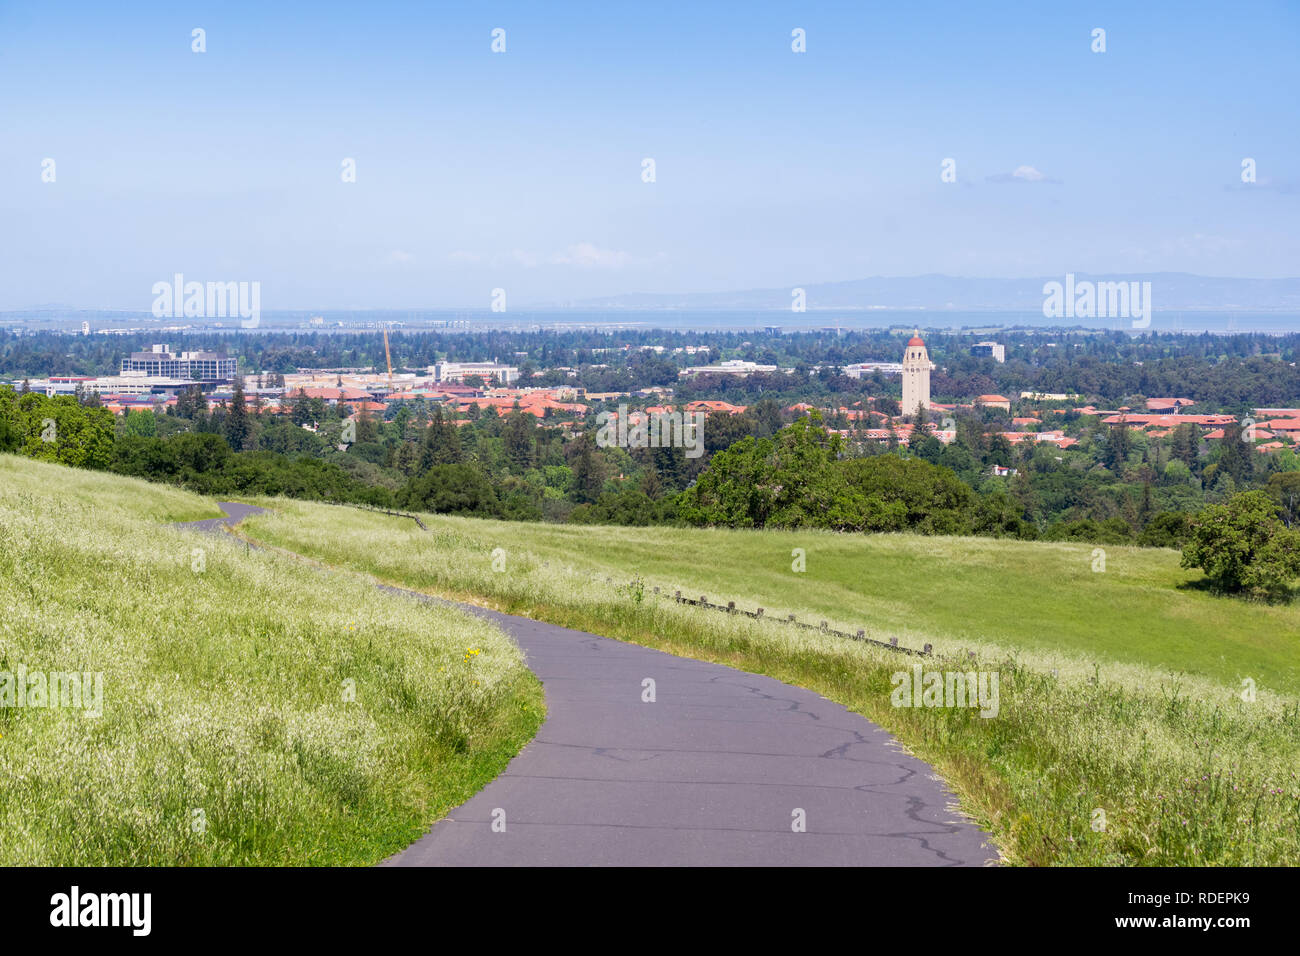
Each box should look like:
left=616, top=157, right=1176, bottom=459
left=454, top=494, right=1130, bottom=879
left=572, top=273, right=1300, bottom=312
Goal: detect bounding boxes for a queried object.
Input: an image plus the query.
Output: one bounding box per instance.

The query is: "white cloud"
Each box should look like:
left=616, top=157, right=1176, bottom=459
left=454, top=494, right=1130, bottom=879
left=1170, top=233, right=1245, bottom=256
left=986, top=165, right=1062, bottom=185
left=1227, top=176, right=1298, bottom=194
left=549, top=242, right=636, bottom=269
left=501, top=243, right=642, bottom=269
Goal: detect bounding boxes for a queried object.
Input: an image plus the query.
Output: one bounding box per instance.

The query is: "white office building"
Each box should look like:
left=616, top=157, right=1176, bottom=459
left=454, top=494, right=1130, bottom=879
left=431, top=361, right=520, bottom=385
left=679, top=359, right=783, bottom=378
left=121, top=344, right=237, bottom=382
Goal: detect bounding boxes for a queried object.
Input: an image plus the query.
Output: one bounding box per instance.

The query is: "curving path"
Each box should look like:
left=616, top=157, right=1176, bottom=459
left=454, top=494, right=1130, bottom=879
left=184, top=502, right=996, bottom=867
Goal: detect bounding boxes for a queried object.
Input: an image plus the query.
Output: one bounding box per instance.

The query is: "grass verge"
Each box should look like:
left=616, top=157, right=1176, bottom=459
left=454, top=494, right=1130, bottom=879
left=0, top=456, right=543, bottom=865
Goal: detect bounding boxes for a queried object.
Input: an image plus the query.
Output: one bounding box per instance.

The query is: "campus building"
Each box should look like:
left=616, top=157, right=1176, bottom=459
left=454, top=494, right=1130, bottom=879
left=678, top=359, right=784, bottom=378
left=843, top=361, right=903, bottom=378
left=121, top=344, right=237, bottom=383
left=970, top=341, right=1006, bottom=363
left=20, top=373, right=198, bottom=398
left=431, top=361, right=520, bottom=385
left=901, top=332, right=933, bottom=417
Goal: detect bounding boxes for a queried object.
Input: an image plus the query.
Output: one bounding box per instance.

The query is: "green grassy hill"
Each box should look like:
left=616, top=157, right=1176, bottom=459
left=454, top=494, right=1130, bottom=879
left=0, top=456, right=542, bottom=865
left=238, top=499, right=1300, bottom=866
left=245, top=504, right=1300, bottom=696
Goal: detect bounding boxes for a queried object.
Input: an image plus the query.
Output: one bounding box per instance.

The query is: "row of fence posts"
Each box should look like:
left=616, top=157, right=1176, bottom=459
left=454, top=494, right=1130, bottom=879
left=598, top=577, right=930, bottom=657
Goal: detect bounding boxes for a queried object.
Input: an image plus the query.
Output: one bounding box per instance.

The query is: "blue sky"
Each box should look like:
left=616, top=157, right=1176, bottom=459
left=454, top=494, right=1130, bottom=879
left=2, top=0, right=1297, bottom=310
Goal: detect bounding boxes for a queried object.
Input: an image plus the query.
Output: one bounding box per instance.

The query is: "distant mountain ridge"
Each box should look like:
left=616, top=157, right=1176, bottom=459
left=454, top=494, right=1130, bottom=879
left=571, top=273, right=1300, bottom=312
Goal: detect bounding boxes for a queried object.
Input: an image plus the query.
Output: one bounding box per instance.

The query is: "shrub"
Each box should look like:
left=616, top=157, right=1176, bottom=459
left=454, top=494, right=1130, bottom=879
left=1138, top=511, right=1192, bottom=549
left=400, top=463, right=499, bottom=516
left=1181, top=491, right=1300, bottom=600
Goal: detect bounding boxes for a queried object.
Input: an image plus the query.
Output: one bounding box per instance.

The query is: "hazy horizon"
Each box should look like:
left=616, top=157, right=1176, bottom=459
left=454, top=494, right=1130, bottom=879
left=10, top=271, right=1300, bottom=319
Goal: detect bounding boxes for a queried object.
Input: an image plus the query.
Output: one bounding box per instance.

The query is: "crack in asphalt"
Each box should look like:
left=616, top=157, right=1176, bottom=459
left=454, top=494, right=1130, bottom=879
left=180, top=502, right=997, bottom=867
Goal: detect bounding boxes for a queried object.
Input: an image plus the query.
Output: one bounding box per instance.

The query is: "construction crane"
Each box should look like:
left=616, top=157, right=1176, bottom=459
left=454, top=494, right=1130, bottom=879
left=382, top=325, right=394, bottom=391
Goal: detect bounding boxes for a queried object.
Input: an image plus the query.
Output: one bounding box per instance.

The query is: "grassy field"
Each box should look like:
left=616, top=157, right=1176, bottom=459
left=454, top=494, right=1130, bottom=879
left=292, top=515, right=1297, bottom=693
left=239, top=499, right=1300, bottom=866
left=0, top=456, right=543, bottom=865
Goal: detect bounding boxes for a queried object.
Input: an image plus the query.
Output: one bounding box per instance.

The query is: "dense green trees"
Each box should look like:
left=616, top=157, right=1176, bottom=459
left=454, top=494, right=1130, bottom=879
left=0, top=388, right=115, bottom=469
left=678, top=418, right=843, bottom=528
left=678, top=418, right=1024, bottom=536
left=1266, top=472, right=1300, bottom=527
left=1137, top=511, right=1193, bottom=548
left=1215, top=422, right=1254, bottom=485
left=1101, top=421, right=1132, bottom=473
left=1042, top=517, right=1135, bottom=544
left=503, top=404, right=536, bottom=473
left=1181, top=491, right=1300, bottom=600
left=419, top=405, right=463, bottom=469
left=569, top=435, right=605, bottom=505
left=399, top=463, right=498, bottom=515
left=224, top=380, right=251, bottom=451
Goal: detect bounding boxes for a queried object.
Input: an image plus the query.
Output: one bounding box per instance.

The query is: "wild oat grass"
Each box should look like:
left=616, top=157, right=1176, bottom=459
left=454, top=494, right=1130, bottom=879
left=0, top=456, right=542, bottom=865
left=240, top=499, right=1300, bottom=866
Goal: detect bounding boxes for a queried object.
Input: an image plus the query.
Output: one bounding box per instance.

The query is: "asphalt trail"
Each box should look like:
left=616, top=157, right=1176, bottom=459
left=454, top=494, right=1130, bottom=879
left=183, top=502, right=996, bottom=867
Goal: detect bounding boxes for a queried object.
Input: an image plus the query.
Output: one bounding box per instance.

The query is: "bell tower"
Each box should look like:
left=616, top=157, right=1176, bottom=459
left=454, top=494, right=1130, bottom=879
left=901, top=330, right=932, bottom=418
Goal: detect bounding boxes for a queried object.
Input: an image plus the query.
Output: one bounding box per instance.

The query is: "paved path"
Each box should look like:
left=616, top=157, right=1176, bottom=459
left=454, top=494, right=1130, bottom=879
left=180, top=501, right=268, bottom=534
left=184, top=503, right=996, bottom=867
